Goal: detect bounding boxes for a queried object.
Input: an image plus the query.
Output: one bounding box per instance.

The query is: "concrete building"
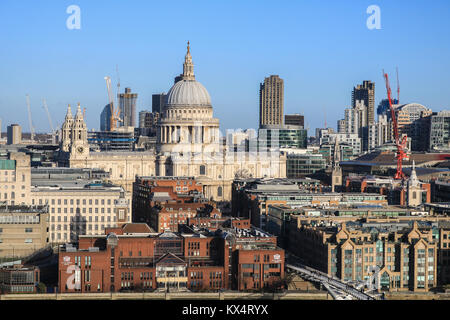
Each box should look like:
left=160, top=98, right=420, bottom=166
left=0, top=152, right=31, bottom=206
left=138, top=110, right=159, bottom=136
left=30, top=179, right=131, bottom=244
left=337, top=119, right=346, bottom=134
left=394, top=103, right=432, bottom=151
left=429, top=110, right=450, bottom=151
left=7, top=124, right=22, bottom=145
left=352, top=80, right=375, bottom=126
left=231, top=178, right=387, bottom=228
left=259, top=75, right=284, bottom=128
left=0, top=205, right=49, bottom=258
left=118, top=87, right=138, bottom=128
left=319, top=132, right=361, bottom=156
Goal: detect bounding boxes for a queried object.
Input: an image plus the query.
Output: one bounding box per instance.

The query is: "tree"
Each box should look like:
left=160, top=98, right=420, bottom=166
left=37, top=282, right=47, bottom=293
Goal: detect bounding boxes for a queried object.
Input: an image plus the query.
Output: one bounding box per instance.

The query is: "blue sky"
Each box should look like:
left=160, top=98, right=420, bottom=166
left=0, top=0, right=449, bottom=134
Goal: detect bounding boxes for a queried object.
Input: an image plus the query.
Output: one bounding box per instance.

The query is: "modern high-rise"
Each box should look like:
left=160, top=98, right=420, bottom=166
left=118, top=87, right=138, bottom=127
left=7, top=124, right=22, bottom=145
left=352, top=80, right=375, bottom=125
left=429, top=110, right=450, bottom=151
left=100, top=104, right=112, bottom=131
left=152, top=93, right=166, bottom=114
left=259, top=75, right=284, bottom=128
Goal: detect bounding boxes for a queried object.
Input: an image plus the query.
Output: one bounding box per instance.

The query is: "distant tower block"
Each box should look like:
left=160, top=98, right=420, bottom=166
left=7, top=124, right=22, bottom=145
left=259, top=75, right=284, bottom=128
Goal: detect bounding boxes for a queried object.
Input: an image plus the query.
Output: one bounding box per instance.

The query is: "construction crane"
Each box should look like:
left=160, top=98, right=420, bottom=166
left=116, top=64, right=121, bottom=100
left=104, top=76, right=121, bottom=131
left=383, top=70, right=408, bottom=180
left=42, top=99, right=54, bottom=132
left=43, top=99, right=57, bottom=144
left=26, top=94, right=35, bottom=141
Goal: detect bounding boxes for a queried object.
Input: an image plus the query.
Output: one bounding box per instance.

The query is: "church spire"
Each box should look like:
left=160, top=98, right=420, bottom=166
left=65, top=104, right=73, bottom=120
left=75, top=102, right=83, bottom=119
left=182, top=41, right=195, bottom=80
left=409, top=160, right=419, bottom=187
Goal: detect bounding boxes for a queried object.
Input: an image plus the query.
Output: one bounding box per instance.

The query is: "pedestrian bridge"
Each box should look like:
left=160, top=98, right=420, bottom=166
left=286, top=263, right=376, bottom=300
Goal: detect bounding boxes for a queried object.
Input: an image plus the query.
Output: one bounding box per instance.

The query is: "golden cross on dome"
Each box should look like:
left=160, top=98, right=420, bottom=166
left=187, top=41, right=190, bottom=53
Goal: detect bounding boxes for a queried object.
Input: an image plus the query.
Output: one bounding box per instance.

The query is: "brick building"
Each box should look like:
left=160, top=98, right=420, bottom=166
left=58, top=223, right=284, bottom=293
left=149, top=203, right=221, bottom=233
left=287, top=215, right=450, bottom=292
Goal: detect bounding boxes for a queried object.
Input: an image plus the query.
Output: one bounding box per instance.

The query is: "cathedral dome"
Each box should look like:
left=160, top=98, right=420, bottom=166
left=164, top=41, right=211, bottom=108
left=165, top=79, right=211, bottom=107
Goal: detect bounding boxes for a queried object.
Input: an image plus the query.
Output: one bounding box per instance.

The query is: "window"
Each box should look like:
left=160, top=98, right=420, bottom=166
left=199, top=165, right=206, bottom=175
left=217, top=186, right=222, bottom=197
left=25, top=228, right=32, bottom=233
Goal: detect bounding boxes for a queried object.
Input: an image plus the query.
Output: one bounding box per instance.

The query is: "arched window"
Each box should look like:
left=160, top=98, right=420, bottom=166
left=199, top=165, right=206, bottom=175
left=217, top=186, right=222, bottom=197
left=412, top=191, right=417, bottom=199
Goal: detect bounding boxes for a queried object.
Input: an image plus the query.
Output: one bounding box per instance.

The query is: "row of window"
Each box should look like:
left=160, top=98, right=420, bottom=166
left=33, top=198, right=115, bottom=206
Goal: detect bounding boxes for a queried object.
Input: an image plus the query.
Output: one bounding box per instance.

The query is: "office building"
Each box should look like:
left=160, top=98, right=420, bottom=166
left=231, top=178, right=387, bottom=228
left=30, top=179, right=131, bottom=244
left=286, top=152, right=326, bottom=178
left=0, top=205, right=49, bottom=258
left=395, top=103, right=432, bottom=151
left=285, top=114, right=304, bottom=127
left=0, top=265, right=40, bottom=294
left=7, top=124, right=21, bottom=145
left=258, top=125, right=307, bottom=150
left=429, top=111, right=450, bottom=151
left=259, top=75, right=284, bottom=127
left=152, top=93, right=166, bottom=114
left=100, top=104, right=112, bottom=131
left=352, top=80, right=375, bottom=126
left=138, top=110, right=159, bottom=136
left=87, top=128, right=135, bottom=151
left=118, top=87, right=138, bottom=127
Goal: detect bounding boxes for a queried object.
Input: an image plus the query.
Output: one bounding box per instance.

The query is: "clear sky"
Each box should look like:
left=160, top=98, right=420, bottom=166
left=0, top=0, right=449, bottom=135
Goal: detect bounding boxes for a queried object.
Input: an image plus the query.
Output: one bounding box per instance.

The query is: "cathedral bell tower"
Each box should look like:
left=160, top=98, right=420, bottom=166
left=70, top=103, right=89, bottom=159
left=61, top=104, right=74, bottom=152
left=60, top=103, right=89, bottom=159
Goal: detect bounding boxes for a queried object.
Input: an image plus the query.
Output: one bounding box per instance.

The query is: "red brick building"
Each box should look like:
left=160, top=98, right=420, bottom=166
left=58, top=223, right=284, bottom=293
left=133, top=176, right=212, bottom=230
left=151, top=203, right=221, bottom=232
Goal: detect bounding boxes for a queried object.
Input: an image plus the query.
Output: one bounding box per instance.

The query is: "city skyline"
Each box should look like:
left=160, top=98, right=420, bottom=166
left=1, top=0, right=450, bottom=135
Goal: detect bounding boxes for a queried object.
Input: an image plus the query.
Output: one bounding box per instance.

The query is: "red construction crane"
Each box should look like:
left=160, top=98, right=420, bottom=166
left=383, top=71, right=408, bottom=180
